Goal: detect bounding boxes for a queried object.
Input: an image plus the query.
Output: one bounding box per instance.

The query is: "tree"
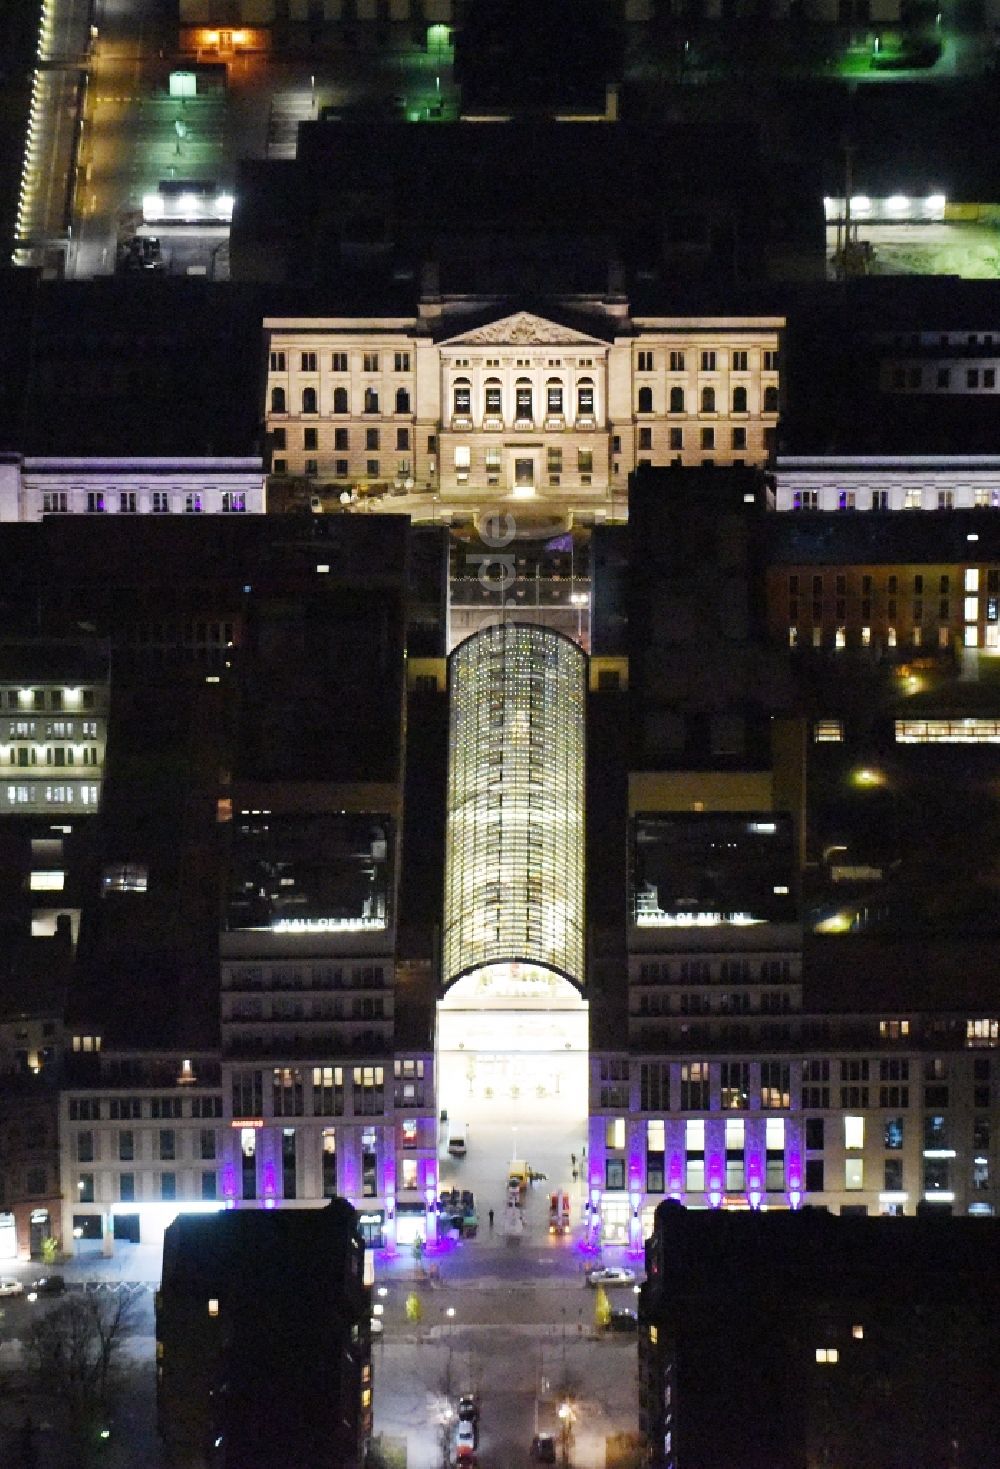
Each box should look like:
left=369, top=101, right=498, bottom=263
left=594, top=1284, right=611, bottom=1330
left=24, top=1289, right=137, bottom=1468
left=41, top=1236, right=60, bottom=1266
left=404, top=1292, right=423, bottom=1325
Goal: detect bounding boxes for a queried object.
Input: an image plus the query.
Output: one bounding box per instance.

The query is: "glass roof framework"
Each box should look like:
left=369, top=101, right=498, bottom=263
left=443, top=623, right=586, bottom=991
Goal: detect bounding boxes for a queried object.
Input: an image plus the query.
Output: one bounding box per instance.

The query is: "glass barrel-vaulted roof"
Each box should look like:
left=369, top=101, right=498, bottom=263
left=442, top=622, right=586, bottom=989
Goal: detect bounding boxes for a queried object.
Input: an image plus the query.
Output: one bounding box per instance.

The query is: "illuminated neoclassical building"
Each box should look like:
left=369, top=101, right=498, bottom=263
left=263, top=301, right=782, bottom=527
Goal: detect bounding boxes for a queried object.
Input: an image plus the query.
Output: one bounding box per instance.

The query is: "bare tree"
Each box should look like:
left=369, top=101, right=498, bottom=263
left=24, top=1289, right=137, bottom=1468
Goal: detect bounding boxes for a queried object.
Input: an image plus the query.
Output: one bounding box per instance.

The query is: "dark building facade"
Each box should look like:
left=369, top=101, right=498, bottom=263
left=639, top=1202, right=1000, bottom=1469
left=157, top=1196, right=372, bottom=1468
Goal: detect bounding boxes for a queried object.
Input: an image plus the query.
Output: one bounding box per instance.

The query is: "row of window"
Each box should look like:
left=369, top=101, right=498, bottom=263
left=76, top=1169, right=217, bottom=1203
left=636, top=349, right=779, bottom=372
left=638, top=426, right=749, bottom=451
left=4, top=783, right=99, bottom=805
left=788, top=571, right=984, bottom=595
left=275, top=426, right=411, bottom=453
left=790, top=488, right=995, bottom=510
left=888, top=365, right=999, bottom=391
left=634, top=958, right=794, bottom=984
left=270, top=350, right=411, bottom=374
left=68, top=1096, right=223, bottom=1119
left=271, top=386, right=410, bottom=416
left=76, top=1126, right=218, bottom=1162
left=61, top=491, right=247, bottom=515
left=637, top=385, right=772, bottom=414
left=452, top=379, right=595, bottom=420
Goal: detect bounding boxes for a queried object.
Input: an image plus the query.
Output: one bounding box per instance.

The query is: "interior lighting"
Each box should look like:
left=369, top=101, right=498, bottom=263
left=850, top=195, right=872, bottom=215
left=142, top=193, right=164, bottom=220
left=886, top=194, right=909, bottom=213
left=925, top=193, right=947, bottom=213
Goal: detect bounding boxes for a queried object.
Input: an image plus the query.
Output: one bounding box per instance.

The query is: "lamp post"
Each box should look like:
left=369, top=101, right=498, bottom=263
left=557, top=1399, right=575, bottom=1467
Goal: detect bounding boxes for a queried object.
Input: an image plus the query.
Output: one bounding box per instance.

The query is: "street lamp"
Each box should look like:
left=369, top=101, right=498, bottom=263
left=557, top=1399, right=576, bottom=1467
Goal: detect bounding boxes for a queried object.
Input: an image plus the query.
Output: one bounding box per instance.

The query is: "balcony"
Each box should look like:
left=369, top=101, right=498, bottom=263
left=483, top=415, right=504, bottom=431
left=575, top=414, right=597, bottom=430
left=451, top=414, right=473, bottom=431
left=543, top=415, right=565, bottom=431
left=514, top=417, right=534, bottom=432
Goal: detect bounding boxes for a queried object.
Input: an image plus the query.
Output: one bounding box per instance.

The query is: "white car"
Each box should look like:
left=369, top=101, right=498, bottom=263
left=0, top=1278, right=24, bottom=1297
left=586, top=1266, right=636, bottom=1288
left=370, top=1316, right=383, bottom=1336
left=456, top=1419, right=477, bottom=1453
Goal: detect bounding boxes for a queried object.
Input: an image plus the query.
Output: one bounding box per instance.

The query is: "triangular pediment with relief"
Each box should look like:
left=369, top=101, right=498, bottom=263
left=440, top=311, right=607, bottom=349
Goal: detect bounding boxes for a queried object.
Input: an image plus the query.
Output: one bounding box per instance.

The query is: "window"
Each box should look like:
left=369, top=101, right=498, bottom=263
left=224, top=494, right=246, bottom=517
left=331, top=352, right=348, bottom=372
left=334, top=427, right=349, bottom=451
left=845, top=1158, right=864, bottom=1190
left=455, top=446, right=470, bottom=482
left=119, top=491, right=137, bottom=513
left=805, top=1158, right=824, bottom=1192
left=685, top=1118, right=705, bottom=1192
left=484, top=380, right=502, bottom=415
left=119, top=1172, right=135, bottom=1202
left=300, top=352, right=317, bottom=372
left=669, top=351, right=685, bottom=371
left=395, top=387, right=410, bottom=414
left=396, top=427, right=409, bottom=451
left=301, top=387, right=317, bottom=414
left=669, top=427, right=682, bottom=450
left=764, top=350, right=779, bottom=371
left=269, top=351, right=286, bottom=372
left=312, top=1066, right=344, bottom=1115
left=86, top=492, right=104, bottom=514
left=680, top=1062, right=710, bottom=1110
left=547, top=447, right=563, bottom=481
left=669, top=386, right=684, bottom=413
left=273, top=1067, right=304, bottom=1117
left=700, top=351, right=716, bottom=371
left=78, top=1172, right=95, bottom=1202
left=42, top=491, right=68, bottom=513
left=968, top=368, right=980, bottom=389
left=883, top=1157, right=903, bottom=1191
left=732, top=350, right=748, bottom=372
left=605, top=1117, right=626, bottom=1150
left=637, top=350, right=653, bottom=371
left=638, top=427, right=652, bottom=450
left=394, top=351, right=410, bottom=372
left=273, top=459, right=287, bottom=474
left=77, top=1130, right=94, bottom=1162
left=159, top=1128, right=176, bottom=1161
left=119, top=1130, right=134, bottom=1161
left=805, top=1118, right=824, bottom=1151
left=732, top=427, right=746, bottom=450
left=606, top=1157, right=626, bottom=1190
left=760, top=1061, right=790, bottom=1109
left=578, top=449, right=593, bottom=478
left=305, top=460, right=318, bottom=477
left=333, top=386, right=348, bottom=414
left=725, top=1117, right=745, bottom=1191
left=844, top=1115, right=865, bottom=1150
left=199, top=1128, right=216, bottom=1160
left=363, top=388, right=379, bottom=414
left=202, top=1170, right=217, bottom=1201
left=304, top=427, right=318, bottom=451
left=721, top=1061, right=749, bottom=1110
left=322, top=1128, right=337, bottom=1197
left=366, top=427, right=380, bottom=451
left=363, top=352, right=379, bottom=372
left=637, top=386, right=653, bottom=413
left=732, top=386, right=747, bottom=413
left=577, top=379, right=594, bottom=415
left=701, top=386, right=716, bottom=412
left=701, top=427, right=715, bottom=450
left=453, top=380, right=471, bottom=415
left=160, top=1172, right=176, bottom=1201
left=764, top=386, right=779, bottom=412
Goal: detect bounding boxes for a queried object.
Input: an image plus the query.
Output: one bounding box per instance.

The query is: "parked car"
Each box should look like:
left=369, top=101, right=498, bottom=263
left=30, top=1274, right=65, bottom=1296
left=531, top=1433, right=557, bottom=1463
left=370, top=1316, right=383, bottom=1336
left=458, top=1392, right=478, bottom=1422
left=455, top=1417, right=477, bottom=1459
left=608, top=1308, right=638, bottom=1332
left=0, top=1277, right=24, bottom=1297
left=586, top=1266, right=636, bottom=1288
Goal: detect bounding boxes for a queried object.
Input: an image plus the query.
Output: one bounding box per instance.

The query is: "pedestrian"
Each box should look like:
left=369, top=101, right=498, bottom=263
left=571, top=1152, right=576, bottom=1168
left=488, top=1207, right=494, bottom=1229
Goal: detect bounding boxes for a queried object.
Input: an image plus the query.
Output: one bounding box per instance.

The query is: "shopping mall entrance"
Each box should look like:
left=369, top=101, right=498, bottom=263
left=436, top=963, right=589, bottom=1233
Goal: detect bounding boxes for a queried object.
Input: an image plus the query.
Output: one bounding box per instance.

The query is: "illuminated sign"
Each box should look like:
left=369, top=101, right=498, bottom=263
left=230, top=1118, right=263, bottom=1129
left=271, top=917, right=384, bottom=933
left=635, top=910, right=764, bottom=928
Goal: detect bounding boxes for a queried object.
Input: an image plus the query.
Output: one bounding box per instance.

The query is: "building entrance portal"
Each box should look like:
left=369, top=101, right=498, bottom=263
left=436, top=964, right=589, bottom=1222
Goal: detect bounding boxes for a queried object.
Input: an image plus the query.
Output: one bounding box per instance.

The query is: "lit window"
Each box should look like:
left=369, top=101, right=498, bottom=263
left=815, top=1348, right=839, bottom=1364
left=813, top=720, right=843, bottom=743
left=845, top=1158, right=864, bottom=1190
left=765, top=1117, right=785, bottom=1150
left=605, top=1117, right=626, bottom=1150
left=208, top=1298, right=219, bottom=1317
left=844, top=1115, right=865, bottom=1150
left=102, top=863, right=148, bottom=894
left=852, top=1324, right=864, bottom=1340
left=30, top=870, right=64, bottom=891
left=966, top=569, right=980, bottom=592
